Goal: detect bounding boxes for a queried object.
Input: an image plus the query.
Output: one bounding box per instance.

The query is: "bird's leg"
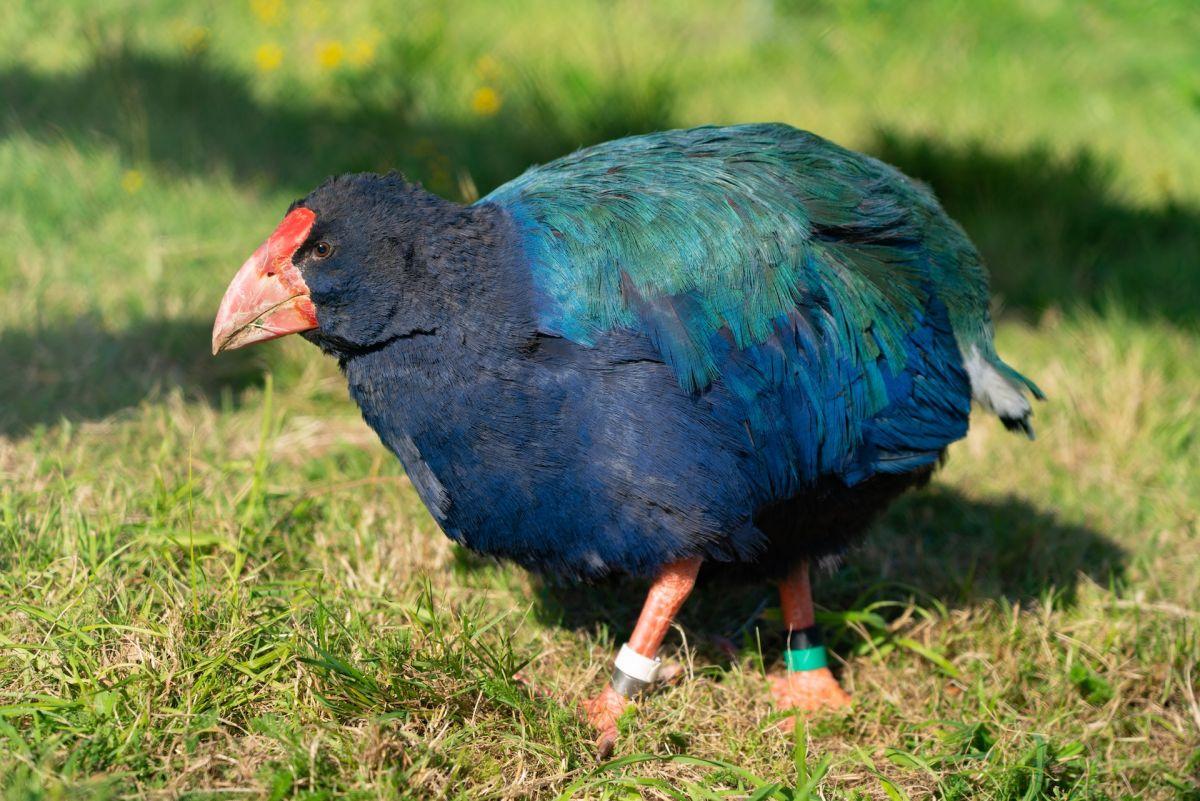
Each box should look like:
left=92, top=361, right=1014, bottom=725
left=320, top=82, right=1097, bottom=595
left=768, top=559, right=850, bottom=728
left=583, top=556, right=701, bottom=757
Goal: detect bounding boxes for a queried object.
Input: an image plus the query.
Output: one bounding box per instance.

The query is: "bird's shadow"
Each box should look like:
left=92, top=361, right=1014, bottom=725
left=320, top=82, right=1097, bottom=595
left=512, top=485, right=1124, bottom=660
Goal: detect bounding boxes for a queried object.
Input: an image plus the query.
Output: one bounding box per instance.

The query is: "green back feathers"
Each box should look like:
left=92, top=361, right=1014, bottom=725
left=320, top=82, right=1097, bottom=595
left=485, top=124, right=996, bottom=394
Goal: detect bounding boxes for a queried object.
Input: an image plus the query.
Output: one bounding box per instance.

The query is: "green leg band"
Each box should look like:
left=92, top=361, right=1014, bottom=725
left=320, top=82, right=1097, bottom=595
left=784, top=646, right=828, bottom=672
left=784, top=625, right=827, bottom=672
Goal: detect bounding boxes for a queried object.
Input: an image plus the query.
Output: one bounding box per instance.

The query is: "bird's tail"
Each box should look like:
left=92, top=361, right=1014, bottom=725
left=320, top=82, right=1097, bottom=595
left=962, top=346, right=1045, bottom=439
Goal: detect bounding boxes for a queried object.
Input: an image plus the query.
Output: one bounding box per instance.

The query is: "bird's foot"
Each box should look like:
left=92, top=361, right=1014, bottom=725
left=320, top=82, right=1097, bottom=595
left=581, top=685, right=630, bottom=759
left=518, top=670, right=673, bottom=759
left=768, top=667, right=851, bottom=731
left=515, top=675, right=623, bottom=757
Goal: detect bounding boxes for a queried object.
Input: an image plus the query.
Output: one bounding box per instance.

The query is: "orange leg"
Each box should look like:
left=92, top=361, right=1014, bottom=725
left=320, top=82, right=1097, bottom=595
left=583, top=556, right=701, bottom=756
left=779, top=558, right=818, bottom=629
left=768, top=560, right=850, bottom=728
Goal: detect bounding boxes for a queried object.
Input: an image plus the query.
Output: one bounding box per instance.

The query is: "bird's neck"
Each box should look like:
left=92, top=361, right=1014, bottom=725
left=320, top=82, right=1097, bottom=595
left=413, top=200, right=533, bottom=340
left=337, top=200, right=535, bottom=393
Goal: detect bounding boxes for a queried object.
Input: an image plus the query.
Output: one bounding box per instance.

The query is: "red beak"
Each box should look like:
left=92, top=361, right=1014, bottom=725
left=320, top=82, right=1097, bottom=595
left=212, top=207, right=319, bottom=355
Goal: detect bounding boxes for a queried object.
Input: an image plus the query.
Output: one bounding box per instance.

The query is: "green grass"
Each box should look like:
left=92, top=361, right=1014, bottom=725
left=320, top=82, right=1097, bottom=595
left=1, top=1, right=1198, bottom=798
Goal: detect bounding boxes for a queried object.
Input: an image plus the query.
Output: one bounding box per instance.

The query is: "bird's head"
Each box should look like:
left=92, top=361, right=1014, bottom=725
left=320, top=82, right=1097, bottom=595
left=212, top=173, right=453, bottom=358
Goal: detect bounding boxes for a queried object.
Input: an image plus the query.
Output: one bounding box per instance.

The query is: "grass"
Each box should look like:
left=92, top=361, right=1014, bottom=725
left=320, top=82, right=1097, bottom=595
left=1, top=0, right=1198, bottom=798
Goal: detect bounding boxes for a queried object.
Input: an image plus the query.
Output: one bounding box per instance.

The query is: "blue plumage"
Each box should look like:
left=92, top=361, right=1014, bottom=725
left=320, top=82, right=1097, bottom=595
left=281, top=124, right=1040, bottom=580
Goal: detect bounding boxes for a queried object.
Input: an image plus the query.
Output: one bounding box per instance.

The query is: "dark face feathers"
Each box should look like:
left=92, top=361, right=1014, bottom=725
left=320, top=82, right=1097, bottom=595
left=285, top=173, right=530, bottom=364
left=291, top=173, right=468, bottom=358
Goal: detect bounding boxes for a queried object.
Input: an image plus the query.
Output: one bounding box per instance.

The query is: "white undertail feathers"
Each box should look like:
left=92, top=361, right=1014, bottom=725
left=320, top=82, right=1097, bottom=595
left=962, top=346, right=1045, bottom=439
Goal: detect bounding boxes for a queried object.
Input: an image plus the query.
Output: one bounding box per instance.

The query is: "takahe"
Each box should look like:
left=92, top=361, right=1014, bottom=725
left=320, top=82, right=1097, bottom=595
left=213, top=123, right=1042, bottom=751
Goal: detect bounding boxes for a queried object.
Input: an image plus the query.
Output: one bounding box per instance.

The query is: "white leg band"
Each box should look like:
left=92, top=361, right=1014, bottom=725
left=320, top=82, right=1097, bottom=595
left=615, top=643, right=661, bottom=684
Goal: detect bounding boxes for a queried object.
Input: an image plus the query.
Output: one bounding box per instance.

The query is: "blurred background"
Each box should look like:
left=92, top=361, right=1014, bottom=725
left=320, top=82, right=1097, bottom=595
left=1, top=2, right=1197, bottom=798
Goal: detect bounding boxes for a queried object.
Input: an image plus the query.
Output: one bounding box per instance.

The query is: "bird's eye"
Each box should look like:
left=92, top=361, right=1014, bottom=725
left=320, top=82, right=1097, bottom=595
left=313, top=241, right=334, bottom=259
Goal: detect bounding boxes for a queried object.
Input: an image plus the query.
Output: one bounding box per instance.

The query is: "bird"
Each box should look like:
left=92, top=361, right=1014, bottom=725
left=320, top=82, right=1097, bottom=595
left=212, top=123, right=1042, bottom=753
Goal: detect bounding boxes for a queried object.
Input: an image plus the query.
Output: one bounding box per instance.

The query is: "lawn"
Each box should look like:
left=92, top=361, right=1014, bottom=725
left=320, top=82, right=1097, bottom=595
left=1, top=1, right=1198, bottom=798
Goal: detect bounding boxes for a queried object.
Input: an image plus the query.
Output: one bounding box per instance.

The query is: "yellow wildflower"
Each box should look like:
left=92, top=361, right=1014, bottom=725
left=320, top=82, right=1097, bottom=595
left=471, top=86, right=501, bottom=116
left=347, top=36, right=376, bottom=68
left=121, top=170, right=144, bottom=194
left=250, top=0, right=283, bottom=25
left=316, top=40, right=344, bottom=70
left=255, top=43, right=284, bottom=72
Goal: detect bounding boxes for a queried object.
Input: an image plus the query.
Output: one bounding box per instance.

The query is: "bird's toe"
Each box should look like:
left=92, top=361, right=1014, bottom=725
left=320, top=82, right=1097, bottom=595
left=582, top=685, right=630, bottom=759
left=767, top=667, right=851, bottom=729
